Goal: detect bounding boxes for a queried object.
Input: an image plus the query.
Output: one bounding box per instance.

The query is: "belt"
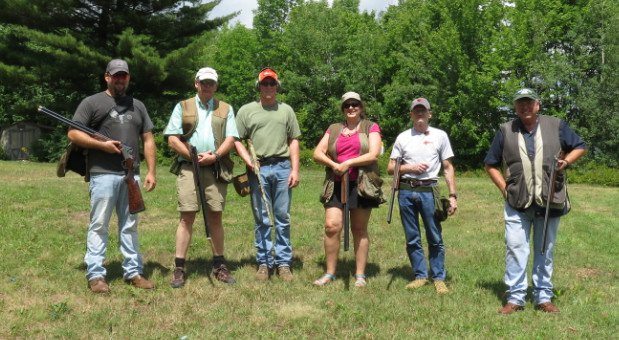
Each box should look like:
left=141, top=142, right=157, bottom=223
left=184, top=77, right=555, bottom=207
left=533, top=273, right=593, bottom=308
left=398, top=178, right=437, bottom=191
left=258, top=157, right=287, bottom=165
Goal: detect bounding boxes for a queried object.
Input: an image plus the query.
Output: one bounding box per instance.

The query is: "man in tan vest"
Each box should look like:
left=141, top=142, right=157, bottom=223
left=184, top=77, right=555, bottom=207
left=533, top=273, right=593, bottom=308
left=164, top=67, right=239, bottom=287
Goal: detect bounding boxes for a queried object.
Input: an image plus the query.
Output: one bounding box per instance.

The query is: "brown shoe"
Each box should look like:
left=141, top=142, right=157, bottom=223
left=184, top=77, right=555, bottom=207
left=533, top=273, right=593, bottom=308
left=88, top=277, right=110, bottom=294
left=127, top=275, right=155, bottom=290
left=256, top=265, right=270, bottom=281
left=213, top=264, right=236, bottom=284
left=536, top=302, right=560, bottom=313
left=170, top=267, right=186, bottom=288
left=499, top=302, right=524, bottom=315
left=277, top=265, right=293, bottom=282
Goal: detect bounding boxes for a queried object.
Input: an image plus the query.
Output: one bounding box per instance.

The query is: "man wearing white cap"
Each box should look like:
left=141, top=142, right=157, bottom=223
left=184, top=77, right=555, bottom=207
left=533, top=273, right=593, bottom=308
left=387, top=97, right=458, bottom=294
left=164, top=67, right=239, bottom=287
left=69, top=58, right=157, bottom=293
left=235, top=68, right=301, bottom=282
left=485, top=88, right=586, bottom=314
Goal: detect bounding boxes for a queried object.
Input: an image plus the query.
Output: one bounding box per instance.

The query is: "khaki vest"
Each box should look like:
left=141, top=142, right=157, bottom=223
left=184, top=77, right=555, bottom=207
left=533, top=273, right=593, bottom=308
left=179, top=98, right=234, bottom=182
left=500, top=115, right=568, bottom=212
left=320, top=120, right=384, bottom=203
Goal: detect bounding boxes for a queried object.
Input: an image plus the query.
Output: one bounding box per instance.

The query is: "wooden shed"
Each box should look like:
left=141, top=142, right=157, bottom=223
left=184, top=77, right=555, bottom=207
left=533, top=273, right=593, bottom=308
left=1, top=122, right=42, bottom=160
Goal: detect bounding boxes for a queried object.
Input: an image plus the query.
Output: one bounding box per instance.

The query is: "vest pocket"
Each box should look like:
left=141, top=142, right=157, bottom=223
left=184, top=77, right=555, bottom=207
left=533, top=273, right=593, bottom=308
left=506, top=171, right=529, bottom=209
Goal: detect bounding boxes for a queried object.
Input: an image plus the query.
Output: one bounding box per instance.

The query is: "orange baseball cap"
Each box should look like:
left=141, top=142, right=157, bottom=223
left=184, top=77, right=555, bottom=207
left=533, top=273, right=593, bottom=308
left=258, top=68, right=279, bottom=82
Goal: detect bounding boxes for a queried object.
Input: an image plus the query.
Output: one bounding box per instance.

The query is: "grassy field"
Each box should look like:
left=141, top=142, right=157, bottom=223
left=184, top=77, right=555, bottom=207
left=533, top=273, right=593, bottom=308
left=0, top=160, right=617, bottom=338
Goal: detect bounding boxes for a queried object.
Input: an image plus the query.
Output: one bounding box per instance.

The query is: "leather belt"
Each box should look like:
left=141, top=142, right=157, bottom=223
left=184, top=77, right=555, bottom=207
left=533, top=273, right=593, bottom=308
left=258, top=157, right=287, bottom=165
left=398, top=178, right=437, bottom=191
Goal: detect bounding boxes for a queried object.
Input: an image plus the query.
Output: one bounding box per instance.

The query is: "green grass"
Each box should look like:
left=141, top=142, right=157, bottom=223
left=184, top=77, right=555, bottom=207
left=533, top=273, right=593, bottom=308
left=0, top=160, right=617, bottom=338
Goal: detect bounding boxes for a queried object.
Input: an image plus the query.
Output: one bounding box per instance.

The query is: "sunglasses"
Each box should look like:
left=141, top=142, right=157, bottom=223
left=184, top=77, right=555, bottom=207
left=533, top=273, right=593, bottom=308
left=200, top=80, right=217, bottom=87
left=109, top=72, right=128, bottom=79
left=259, top=80, right=278, bottom=87
left=342, top=101, right=361, bottom=109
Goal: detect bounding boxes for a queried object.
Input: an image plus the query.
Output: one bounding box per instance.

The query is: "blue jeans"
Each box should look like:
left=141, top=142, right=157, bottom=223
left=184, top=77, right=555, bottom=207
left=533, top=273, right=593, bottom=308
left=398, top=189, right=446, bottom=280
left=504, top=203, right=559, bottom=305
left=249, top=159, right=292, bottom=268
left=85, top=173, right=144, bottom=280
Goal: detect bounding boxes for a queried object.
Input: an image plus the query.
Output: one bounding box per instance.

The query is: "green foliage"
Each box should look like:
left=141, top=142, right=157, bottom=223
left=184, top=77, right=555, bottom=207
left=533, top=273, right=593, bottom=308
left=1, top=0, right=617, bottom=168
left=567, top=161, right=619, bottom=187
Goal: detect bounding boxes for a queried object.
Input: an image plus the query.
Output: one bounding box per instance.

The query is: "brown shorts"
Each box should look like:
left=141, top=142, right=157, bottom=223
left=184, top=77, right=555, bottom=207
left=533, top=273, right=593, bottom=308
left=177, top=163, right=227, bottom=212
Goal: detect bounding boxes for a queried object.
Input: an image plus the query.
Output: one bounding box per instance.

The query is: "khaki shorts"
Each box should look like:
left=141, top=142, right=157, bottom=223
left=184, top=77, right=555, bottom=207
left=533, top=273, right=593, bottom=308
left=177, top=163, right=227, bottom=212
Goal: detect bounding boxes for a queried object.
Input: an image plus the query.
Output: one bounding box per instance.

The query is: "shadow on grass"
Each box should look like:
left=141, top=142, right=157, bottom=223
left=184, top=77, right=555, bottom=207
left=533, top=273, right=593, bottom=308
left=477, top=279, right=506, bottom=302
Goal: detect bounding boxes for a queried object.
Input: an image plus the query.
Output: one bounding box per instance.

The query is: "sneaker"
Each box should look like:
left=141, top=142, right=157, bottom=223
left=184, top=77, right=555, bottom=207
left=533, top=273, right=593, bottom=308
left=256, top=264, right=270, bottom=281
left=170, top=267, right=186, bottom=288
left=405, top=278, right=428, bottom=290
left=212, top=264, right=236, bottom=284
left=277, top=265, right=293, bottom=282
left=88, top=277, right=110, bottom=294
left=434, top=280, right=449, bottom=294
left=127, top=275, right=155, bottom=290
left=499, top=302, right=524, bottom=315
left=535, top=302, right=560, bottom=313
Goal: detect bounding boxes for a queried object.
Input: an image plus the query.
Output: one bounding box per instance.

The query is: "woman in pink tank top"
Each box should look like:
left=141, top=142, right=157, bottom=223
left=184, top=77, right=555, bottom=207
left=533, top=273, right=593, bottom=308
left=312, top=91, right=382, bottom=287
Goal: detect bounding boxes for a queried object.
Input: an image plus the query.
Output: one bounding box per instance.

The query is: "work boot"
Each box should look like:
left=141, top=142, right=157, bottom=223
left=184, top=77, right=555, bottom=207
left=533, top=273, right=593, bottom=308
left=499, top=302, right=524, bottom=315
left=88, top=277, right=110, bottom=294
left=434, top=280, right=449, bottom=294
left=277, top=265, right=293, bottom=282
left=212, top=263, right=236, bottom=284
left=536, top=302, right=560, bottom=313
left=405, top=278, right=428, bottom=290
left=170, top=267, right=186, bottom=288
left=256, top=264, right=270, bottom=281
left=127, top=275, right=155, bottom=290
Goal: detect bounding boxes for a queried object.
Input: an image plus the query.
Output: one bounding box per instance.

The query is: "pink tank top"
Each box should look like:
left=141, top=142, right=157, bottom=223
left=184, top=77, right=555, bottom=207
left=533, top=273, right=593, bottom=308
left=325, top=123, right=381, bottom=181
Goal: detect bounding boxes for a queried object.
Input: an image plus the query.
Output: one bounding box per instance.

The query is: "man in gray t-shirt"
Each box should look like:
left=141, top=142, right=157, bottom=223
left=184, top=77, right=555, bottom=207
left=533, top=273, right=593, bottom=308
left=68, top=59, right=157, bottom=293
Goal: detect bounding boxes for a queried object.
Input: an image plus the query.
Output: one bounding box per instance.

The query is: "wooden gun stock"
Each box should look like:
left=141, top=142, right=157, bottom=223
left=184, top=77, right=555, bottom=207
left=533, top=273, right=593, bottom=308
left=387, top=157, right=402, bottom=224
left=342, top=172, right=350, bottom=252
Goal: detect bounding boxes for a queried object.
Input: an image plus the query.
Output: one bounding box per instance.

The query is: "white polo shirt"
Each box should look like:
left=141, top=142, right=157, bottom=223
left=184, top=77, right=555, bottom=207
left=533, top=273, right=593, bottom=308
left=390, top=126, right=454, bottom=180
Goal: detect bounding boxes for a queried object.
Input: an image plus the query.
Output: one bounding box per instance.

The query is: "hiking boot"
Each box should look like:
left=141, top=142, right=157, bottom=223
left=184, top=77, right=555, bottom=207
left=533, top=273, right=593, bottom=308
left=212, top=264, right=236, bottom=284
left=256, top=264, right=270, bottom=281
left=434, top=280, right=449, bottom=294
left=88, top=277, right=110, bottom=294
left=499, top=302, right=524, bottom=315
left=277, top=265, right=293, bottom=282
left=170, top=267, right=186, bottom=288
left=405, top=278, right=428, bottom=290
left=127, top=275, right=155, bottom=290
left=536, top=302, right=560, bottom=313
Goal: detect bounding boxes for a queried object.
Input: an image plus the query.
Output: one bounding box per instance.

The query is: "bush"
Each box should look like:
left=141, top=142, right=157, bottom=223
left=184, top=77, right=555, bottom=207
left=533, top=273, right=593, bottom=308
left=567, top=162, right=619, bottom=187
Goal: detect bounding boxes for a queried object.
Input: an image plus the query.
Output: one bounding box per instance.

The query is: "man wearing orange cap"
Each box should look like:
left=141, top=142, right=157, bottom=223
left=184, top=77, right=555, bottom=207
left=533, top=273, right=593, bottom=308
left=235, top=68, right=301, bottom=281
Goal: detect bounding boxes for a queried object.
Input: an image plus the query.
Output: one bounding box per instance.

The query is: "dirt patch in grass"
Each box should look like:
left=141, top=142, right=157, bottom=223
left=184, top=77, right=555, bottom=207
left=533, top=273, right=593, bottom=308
left=573, top=267, right=603, bottom=279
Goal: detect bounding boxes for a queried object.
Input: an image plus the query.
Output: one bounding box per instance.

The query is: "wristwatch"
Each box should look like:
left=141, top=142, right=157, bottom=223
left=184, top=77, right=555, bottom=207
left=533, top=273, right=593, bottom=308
left=213, top=151, right=221, bottom=161
left=449, top=193, right=458, bottom=199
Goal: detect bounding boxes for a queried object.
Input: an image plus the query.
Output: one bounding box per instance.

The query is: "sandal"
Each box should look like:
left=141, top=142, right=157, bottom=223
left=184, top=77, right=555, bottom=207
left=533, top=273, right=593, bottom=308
left=354, top=274, right=367, bottom=287
left=313, top=273, right=336, bottom=286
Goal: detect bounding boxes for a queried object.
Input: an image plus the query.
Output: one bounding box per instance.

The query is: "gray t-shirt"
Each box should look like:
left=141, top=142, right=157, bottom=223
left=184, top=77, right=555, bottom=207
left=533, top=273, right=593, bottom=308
left=72, top=91, right=153, bottom=174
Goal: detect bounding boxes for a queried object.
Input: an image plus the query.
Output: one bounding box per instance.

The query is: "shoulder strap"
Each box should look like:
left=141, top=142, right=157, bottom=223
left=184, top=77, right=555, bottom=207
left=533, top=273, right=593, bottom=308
left=212, top=99, right=230, bottom=119
left=358, top=119, right=373, bottom=154
left=180, top=98, right=198, bottom=140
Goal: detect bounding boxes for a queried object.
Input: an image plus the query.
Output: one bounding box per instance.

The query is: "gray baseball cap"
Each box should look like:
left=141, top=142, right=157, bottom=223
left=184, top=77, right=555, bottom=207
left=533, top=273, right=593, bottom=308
left=513, top=88, right=539, bottom=101
left=410, top=98, right=431, bottom=110
left=106, top=59, right=129, bottom=75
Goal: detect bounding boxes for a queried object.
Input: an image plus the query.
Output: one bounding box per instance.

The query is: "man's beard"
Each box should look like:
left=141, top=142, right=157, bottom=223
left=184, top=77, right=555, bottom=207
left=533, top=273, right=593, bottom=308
left=110, top=83, right=127, bottom=97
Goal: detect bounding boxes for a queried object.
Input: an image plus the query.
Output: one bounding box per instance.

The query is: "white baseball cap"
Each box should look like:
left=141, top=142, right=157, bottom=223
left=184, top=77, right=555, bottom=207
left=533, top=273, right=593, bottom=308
left=195, top=67, right=218, bottom=82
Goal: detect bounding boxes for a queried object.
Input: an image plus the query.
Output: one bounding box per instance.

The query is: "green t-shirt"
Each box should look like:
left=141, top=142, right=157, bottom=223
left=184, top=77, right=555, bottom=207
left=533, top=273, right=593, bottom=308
left=236, top=101, right=301, bottom=158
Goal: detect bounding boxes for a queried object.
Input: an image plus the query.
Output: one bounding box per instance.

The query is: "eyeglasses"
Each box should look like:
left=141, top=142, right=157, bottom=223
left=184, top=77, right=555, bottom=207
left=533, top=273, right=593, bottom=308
left=259, top=80, right=278, bottom=87
left=109, top=72, right=128, bottom=79
left=343, top=102, right=361, bottom=109
left=200, top=80, right=217, bottom=87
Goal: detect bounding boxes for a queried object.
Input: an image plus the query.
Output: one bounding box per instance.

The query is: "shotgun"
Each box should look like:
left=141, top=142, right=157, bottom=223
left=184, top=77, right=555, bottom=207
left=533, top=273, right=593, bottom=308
left=247, top=140, right=275, bottom=228
left=341, top=172, right=350, bottom=251
left=38, top=106, right=145, bottom=214
left=189, top=145, right=211, bottom=240
left=541, top=155, right=561, bottom=255
left=387, top=157, right=402, bottom=224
